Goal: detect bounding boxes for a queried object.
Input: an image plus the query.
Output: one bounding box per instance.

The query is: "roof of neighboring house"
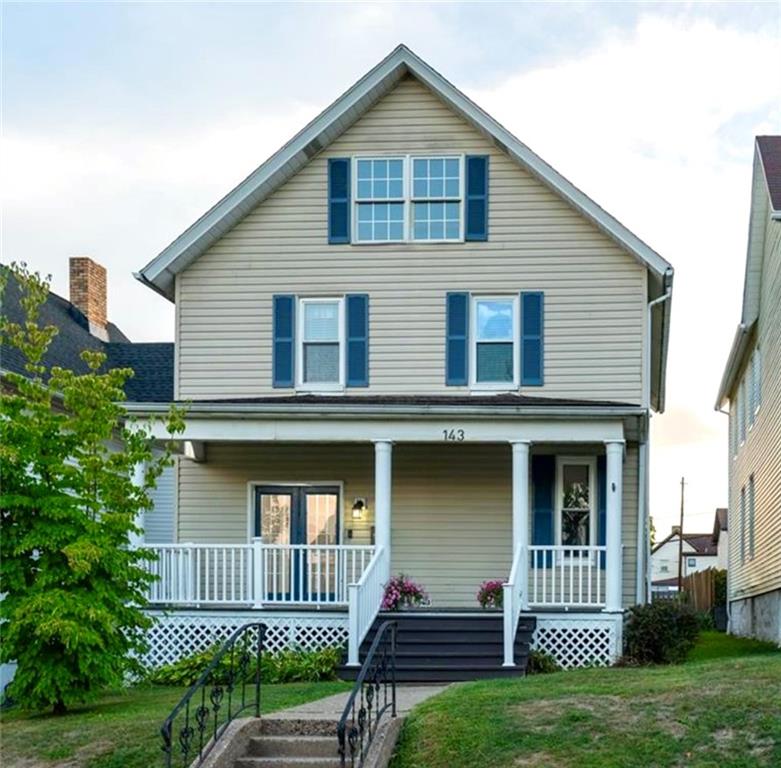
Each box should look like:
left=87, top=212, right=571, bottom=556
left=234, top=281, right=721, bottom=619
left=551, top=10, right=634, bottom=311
left=757, top=135, right=781, bottom=212
left=652, top=576, right=681, bottom=588
left=652, top=530, right=718, bottom=556
left=713, top=507, right=728, bottom=543
left=1, top=268, right=173, bottom=403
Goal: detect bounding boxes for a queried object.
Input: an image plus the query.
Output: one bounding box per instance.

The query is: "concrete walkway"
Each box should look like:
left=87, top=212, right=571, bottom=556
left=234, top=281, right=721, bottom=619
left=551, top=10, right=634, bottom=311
left=269, top=684, right=448, bottom=721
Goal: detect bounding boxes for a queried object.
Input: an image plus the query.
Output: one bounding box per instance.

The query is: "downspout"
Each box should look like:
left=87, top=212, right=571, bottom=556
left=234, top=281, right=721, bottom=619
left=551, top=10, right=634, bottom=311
left=716, top=403, right=731, bottom=630
left=639, top=286, right=672, bottom=603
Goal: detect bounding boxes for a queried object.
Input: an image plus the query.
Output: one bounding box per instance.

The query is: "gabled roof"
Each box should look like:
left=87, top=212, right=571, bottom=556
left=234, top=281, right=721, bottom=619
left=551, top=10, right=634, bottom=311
left=716, top=135, right=781, bottom=408
left=136, top=44, right=673, bottom=300
left=1, top=267, right=173, bottom=403
left=713, top=507, right=728, bottom=543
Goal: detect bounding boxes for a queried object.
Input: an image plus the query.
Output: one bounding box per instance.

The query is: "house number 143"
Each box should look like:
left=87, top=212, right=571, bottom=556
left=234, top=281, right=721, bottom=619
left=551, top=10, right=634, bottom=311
left=443, top=429, right=465, bottom=441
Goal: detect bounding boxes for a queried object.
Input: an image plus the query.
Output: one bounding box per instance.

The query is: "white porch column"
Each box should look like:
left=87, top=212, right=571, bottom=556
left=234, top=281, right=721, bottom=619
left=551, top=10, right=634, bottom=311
left=129, top=461, right=146, bottom=548
left=605, top=441, right=624, bottom=612
left=510, top=441, right=531, bottom=610
left=373, top=440, right=393, bottom=577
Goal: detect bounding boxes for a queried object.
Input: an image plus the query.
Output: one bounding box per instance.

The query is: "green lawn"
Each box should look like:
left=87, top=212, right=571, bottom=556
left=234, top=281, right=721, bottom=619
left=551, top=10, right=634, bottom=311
left=391, top=632, right=781, bottom=768
left=0, top=680, right=351, bottom=768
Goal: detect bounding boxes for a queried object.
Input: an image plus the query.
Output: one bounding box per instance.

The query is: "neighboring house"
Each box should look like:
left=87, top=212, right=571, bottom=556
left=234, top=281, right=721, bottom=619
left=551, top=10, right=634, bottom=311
left=650, top=525, right=719, bottom=596
left=716, top=136, right=781, bottom=646
left=130, top=45, right=674, bottom=675
left=713, top=507, right=729, bottom=571
left=1, top=257, right=176, bottom=543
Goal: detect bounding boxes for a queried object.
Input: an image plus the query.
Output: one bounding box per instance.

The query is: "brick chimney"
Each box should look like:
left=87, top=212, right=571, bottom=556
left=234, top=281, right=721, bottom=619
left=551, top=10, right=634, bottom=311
left=69, top=256, right=108, bottom=339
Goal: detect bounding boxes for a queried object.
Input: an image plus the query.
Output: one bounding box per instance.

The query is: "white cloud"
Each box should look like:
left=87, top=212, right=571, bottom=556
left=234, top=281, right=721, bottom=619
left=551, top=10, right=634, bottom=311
left=2, top=11, right=778, bottom=529
left=468, top=15, right=779, bottom=529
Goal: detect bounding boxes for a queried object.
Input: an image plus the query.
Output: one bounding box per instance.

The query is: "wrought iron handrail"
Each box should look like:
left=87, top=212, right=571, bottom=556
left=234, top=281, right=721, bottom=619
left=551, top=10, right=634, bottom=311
left=160, top=622, right=266, bottom=768
left=337, top=620, right=398, bottom=767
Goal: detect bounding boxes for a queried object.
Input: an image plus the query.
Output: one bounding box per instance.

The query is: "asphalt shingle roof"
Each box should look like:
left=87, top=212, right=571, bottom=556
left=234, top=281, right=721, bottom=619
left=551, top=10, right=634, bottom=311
left=1, top=268, right=173, bottom=403
left=757, top=136, right=781, bottom=211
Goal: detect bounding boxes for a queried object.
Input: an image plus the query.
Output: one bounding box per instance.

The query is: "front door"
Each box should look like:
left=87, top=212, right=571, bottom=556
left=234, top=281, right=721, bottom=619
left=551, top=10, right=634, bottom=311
left=254, top=485, right=340, bottom=601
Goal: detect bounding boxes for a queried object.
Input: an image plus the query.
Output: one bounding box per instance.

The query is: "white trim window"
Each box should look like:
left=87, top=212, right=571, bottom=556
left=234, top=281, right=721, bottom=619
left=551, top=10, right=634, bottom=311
left=555, top=457, right=597, bottom=547
left=470, top=295, right=519, bottom=388
left=297, top=297, right=345, bottom=390
left=353, top=155, right=464, bottom=243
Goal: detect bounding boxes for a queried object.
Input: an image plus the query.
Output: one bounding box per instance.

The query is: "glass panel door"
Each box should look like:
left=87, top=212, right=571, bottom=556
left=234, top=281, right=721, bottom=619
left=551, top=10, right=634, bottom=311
left=256, top=489, right=295, bottom=599
left=255, top=486, right=340, bottom=602
left=561, top=464, right=591, bottom=546
left=304, top=490, right=339, bottom=600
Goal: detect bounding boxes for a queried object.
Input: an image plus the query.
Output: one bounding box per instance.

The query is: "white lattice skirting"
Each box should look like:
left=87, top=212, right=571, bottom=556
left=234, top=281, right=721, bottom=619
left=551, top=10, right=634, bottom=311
left=533, top=613, right=623, bottom=668
left=143, top=610, right=348, bottom=668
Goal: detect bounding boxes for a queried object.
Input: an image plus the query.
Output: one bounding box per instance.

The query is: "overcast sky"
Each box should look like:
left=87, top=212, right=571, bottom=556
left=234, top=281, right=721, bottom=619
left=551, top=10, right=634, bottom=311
left=2, top=1, right=779, bottom=535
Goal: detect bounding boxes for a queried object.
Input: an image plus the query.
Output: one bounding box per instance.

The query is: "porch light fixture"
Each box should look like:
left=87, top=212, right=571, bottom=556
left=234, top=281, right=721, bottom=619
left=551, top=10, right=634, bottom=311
left=351, top=498, right=367, bottom=520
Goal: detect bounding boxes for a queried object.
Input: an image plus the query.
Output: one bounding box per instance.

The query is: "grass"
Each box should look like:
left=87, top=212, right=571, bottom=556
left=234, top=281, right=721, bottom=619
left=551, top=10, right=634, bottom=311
left=0, top=680, right=351, bottom=768
left=391, top=632, right=781, bottom=768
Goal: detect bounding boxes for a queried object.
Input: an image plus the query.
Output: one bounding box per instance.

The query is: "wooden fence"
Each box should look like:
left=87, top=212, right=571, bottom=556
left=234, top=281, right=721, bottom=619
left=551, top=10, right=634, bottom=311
left=681, top=568, right=717, bottom=612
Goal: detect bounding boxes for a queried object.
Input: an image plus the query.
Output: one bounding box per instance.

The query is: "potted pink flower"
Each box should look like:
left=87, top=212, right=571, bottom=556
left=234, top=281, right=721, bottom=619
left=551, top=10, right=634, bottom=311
left=477, top=579, right=504, bottom=609
left=382, top=574, right=429, bottom=611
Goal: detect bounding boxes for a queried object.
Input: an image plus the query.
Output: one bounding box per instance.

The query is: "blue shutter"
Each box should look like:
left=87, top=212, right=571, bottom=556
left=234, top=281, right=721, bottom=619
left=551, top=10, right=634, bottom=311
left=465, top=155, right=488, bottom=241
left=597, top=456, right=607, bottom=570
left=346, top=294, right=369, bottom=387
left=521, top=291, right=544, bottom=386
left=532, top=455, right=555, bottom=568
left=328, top=158, right=350, bottom=244
left=446, top=292, right=469, bottom=385
left=272, top=295, right=295, bottom=388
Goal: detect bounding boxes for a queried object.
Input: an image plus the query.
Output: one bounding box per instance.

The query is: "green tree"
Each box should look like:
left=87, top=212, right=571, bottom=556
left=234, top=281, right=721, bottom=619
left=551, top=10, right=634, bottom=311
left=649, top=516, right=657, bottom=548
left=0, top=263, right=184, bottom=713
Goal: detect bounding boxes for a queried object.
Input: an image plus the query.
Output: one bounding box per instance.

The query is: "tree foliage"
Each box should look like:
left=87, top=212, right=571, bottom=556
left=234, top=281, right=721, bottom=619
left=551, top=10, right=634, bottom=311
left=0, top=263, right=184, bottom=713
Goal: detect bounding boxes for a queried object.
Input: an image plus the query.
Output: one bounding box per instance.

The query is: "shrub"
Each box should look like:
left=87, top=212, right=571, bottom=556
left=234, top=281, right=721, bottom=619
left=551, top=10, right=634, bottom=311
left=714, top=569, right=727, bottom=605
left=527, top=649, right=561, bottom=674
left=382, top=574, right=429, bottom=611
left=476, top=580, right=504, bottom=609
left=624, top=600, right=700, bottom=664
left=148, top=644, right=343, bottom=687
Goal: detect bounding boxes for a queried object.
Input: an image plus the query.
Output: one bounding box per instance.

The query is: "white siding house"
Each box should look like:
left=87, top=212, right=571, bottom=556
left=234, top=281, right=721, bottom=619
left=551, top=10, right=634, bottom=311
left=130, top=45, right=674, bottom=673
left=716, top=136, right=781, bottom=646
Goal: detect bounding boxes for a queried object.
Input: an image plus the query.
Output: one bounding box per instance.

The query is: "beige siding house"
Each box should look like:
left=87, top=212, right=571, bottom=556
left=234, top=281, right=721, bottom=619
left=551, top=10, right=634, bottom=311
left=132, top=46, right=673, bottom=674
left=716, top=136, right=781, bottom=646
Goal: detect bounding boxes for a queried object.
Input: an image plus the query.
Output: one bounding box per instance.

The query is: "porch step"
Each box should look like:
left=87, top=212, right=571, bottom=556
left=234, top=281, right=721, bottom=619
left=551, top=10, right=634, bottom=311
left=235, top=733, right=341, bottom=768
left=338, top=611, right=536, bottom=682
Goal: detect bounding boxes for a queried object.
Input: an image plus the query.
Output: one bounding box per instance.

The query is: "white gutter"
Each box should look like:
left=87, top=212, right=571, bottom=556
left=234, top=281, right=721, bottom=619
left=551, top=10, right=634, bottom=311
left=637, top=439, right=649, bottom=603
left=715, top=322, right=755, bottom=409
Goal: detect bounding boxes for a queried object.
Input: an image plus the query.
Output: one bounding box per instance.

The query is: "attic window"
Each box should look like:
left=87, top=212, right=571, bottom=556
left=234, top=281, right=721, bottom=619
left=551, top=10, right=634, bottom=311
left=353, top=156, right=464, bottom=243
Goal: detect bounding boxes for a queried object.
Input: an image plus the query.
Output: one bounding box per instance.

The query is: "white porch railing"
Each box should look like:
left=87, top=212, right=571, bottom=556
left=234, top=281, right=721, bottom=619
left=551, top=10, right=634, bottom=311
left=347, top=546, right=388, bottom=666
left=502, top=545, right=525, bottom=666
left=143, top=541, right=375, bottom=607
left=528, top=545, right=606, bottom=608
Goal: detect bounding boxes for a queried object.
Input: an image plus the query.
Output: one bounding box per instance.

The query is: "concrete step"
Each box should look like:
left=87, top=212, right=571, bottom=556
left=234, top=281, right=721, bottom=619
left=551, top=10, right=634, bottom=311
left=259, top=719, right=337, bottom=737
left=247, top=735, right=337, bottom=758
left=235, top=758, right=341, bottom=768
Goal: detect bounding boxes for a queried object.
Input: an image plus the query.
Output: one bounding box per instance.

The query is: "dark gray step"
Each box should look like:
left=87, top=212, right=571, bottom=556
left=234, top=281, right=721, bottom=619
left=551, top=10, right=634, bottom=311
left=247, top=736, right=337, bottom=758
left=363, top=629, right=506, bottom=644
left=390, top=665, right=528, bottom=682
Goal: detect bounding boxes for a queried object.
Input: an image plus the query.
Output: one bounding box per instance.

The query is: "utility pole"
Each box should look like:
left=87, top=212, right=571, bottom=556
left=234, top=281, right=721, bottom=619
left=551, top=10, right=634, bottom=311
left=677, top=477, right=686, bottom=592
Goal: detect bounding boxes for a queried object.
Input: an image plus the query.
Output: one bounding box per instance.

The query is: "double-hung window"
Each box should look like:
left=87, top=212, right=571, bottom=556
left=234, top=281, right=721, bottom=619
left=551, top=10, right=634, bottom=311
left=355, top=158, right=405, bottom=242
left=471, top=296, right=518, bottom=387
left=353, top=156, right=463, bottom=243
left=297, top=298, right=344, bottom=388
left=411, top=157, right=462, bottom=240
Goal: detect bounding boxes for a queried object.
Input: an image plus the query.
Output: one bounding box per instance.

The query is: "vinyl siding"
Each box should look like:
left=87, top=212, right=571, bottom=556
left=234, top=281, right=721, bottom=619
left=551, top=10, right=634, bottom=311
left=176, top=441, right=639, bottom=608
left=728, top=214, right=781, bottom=601
left=176, top=76, right=646, bottom=403
left=145, top=463, right=176, bottom=544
